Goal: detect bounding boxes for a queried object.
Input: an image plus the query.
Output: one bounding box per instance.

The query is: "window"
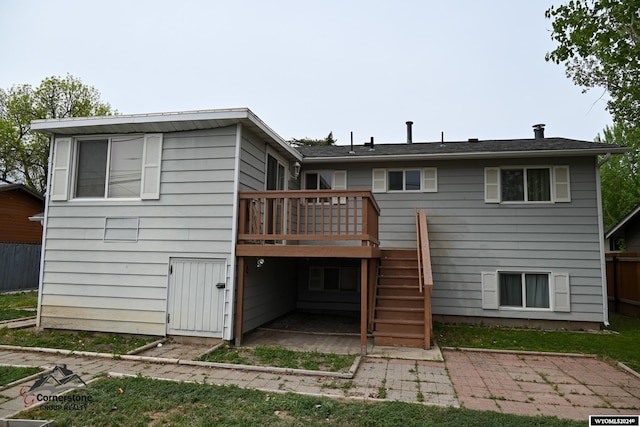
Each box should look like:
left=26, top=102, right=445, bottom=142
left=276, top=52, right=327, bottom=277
left=388, top=170, right=421, bottom=191
left=303, top=170, right=347, bottom=203
left=372, top=168, right=437, bottom=193
left=305, top=171, right=333, bottom=191
left=501, top=168, right=550, bottom=202
left=75, top=137, right=145, bottom=198
left=309, top=266, right=358, bottom=292
left=484, top=166, right=570, bottom=203
left=50, top=134, right=162, bottom=201
left=499, top=273, right=550, bottom=309
left=481, top=270, right=570, bottom=312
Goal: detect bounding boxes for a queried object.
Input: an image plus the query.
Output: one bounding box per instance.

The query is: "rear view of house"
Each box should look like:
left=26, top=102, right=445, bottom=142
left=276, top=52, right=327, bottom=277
left=31, top=109, right=627, bottom=352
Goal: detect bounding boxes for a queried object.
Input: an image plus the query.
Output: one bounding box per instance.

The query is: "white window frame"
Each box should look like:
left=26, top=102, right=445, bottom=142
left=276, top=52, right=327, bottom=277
left=484, top=165, right=570, bottom=204
left=497, top=271, right=552, bottom=311
left=265, top=148, right=289, bottom=191
left=69, top=134, right=162, bottom=201
left=302, top=170, right=347, bottom=204
left=372, top=168, right=438, bottom=193
left=481, top=270, right=571, bottom=312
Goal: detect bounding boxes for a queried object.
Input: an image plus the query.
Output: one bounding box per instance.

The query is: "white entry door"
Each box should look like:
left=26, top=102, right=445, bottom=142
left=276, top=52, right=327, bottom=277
left=167, top=258, right=226, bottom=337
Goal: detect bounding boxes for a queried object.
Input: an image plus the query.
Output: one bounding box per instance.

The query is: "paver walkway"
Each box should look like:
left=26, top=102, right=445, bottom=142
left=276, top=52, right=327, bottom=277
left=0, top=346, right=455, bottom=419
left=445, top=349, right=640, bottom=420
left=1, top=345, right=639, bottom=422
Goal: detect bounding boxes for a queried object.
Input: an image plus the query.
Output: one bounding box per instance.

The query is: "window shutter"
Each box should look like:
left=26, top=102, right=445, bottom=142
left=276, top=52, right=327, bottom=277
left=422, top=168, right=437, bottom=192
left=372, top=168, right=386, bottom=193
left=552, top=272, right=571, bottom=312
left=333, top=170, right=347, bottom=190
left=484, top=167, right=500, bottom=203
left=50, top=138, right=72, bottom=201
left=141, top=133, right=163, bottom=200
left=481, top=271, right=499, bottom=309
left=333, top=170, right=347, bottom=204
left=554, top=166, right=571, bottom=202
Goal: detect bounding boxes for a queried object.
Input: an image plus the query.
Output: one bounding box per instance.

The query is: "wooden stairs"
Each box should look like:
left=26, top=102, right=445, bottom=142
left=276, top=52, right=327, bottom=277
left=371, top=211, right=433, bottom=349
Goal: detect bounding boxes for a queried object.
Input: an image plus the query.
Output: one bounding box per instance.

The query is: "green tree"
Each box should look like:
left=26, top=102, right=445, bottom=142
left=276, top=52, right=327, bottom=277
left=290, top=131, right=337, bottom=147
left=597, top=123, right=640, bottom=230
left=545, top=0, right=640, bottom=127
left=0, top=74, right=113, bottom=193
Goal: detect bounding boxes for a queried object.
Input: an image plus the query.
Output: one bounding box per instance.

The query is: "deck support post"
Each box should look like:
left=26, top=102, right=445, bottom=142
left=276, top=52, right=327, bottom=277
left=360, top=258, right=368, bottom=355
left=235, top=256, right=245, bottom=346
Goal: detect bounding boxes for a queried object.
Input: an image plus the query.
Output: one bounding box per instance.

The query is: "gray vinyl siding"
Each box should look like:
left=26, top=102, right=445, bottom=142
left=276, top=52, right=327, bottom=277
left=239, top=131, right=266, bottom=191
left=322, top=156, right=605, bottom=323
left=242, top=257, right=297, bottom=332
left=40, top=127, right=239, bottom=337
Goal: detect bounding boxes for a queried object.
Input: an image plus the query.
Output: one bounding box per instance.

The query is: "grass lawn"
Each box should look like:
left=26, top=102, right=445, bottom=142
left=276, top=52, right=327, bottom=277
left=17, top=376, right=583, bottom=427
left=0, top=291, right=37, bottom=321
left=434, top=313, right=640, bottom=372
left=0, top=366, right=41, bottom=387
left=0, top=328, right=156, bottom=355
left=197, top=343, right=356, bottom=372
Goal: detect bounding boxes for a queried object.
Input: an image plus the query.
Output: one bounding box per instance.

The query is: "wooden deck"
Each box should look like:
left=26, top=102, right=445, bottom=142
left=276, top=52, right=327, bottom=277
left=236, top=190, right=381, bottom=258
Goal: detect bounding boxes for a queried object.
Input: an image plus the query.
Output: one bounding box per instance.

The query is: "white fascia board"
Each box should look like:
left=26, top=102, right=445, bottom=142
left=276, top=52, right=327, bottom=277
left=605, top=203, right=640, bottom=238
left=245, top=109, right=302, bottom=161
left=301, top=148, right=630, bottom=164
left=31, top=108, right=252, bottom=132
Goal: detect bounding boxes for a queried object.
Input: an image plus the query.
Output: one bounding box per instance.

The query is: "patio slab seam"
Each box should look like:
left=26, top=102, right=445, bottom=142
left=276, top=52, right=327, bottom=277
left=441, top=346, right=599, bottom=359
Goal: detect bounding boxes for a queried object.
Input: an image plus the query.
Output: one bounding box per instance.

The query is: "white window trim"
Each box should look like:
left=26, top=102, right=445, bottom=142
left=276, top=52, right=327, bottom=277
left=265, top=148, right=289, bottom=191
left=69, top=134, right=162, bottom=201
left=484, top=165, right=571, bottom=204
left=497, top=271, right=553, bottom=312
left=371, top=168, right=438, bottom=193
left=302, top=170, right=348, bottom=204
left=482, top=269, right=571, bottom=312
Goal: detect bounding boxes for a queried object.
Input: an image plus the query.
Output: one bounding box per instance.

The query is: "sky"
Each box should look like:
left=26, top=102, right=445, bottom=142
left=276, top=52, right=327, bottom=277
left=0, top=0, right=613, bottom=144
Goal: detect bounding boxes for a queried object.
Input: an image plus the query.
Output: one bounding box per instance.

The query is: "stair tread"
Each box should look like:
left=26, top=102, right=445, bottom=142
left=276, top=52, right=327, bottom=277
left=376, top=307, right=424, bottom=312
left=372, top=331, right=424, bottom=339
left=377, top=295, right=423, bottom=300
left=373, top=319, right=424, bottom=325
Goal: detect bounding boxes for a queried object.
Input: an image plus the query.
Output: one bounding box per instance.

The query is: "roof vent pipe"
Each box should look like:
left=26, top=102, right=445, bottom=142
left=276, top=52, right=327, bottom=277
left=406, top=121, right=413, bottom=144
left=533, top=123, right=545, bottom=139
left=369, top=136, right=375, bottom=151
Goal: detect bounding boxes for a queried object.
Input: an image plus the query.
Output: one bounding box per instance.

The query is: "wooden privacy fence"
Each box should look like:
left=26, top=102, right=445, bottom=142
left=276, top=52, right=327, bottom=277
left=606, top=252, right=640, bottom=318
left=0, top=243, right=41, bottom=292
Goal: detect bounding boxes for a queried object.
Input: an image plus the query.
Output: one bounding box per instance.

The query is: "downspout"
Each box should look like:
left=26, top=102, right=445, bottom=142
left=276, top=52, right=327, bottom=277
left=36, top=135, right=55, bottom=327
left=227, top=123, right=243, bottom=341
left=596, top=153, right=612, bottom=327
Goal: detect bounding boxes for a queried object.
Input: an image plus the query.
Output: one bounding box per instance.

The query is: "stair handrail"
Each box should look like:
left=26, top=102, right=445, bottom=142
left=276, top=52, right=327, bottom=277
left=415, top=210, right=433, bottom=292
left=415, top=209, right=424, bottom=293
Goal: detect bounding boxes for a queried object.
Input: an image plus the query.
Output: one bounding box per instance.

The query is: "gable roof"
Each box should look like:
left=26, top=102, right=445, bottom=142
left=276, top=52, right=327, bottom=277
left=31, top=107, right=302, bottom=161
left=297, top=138, right=628, bottom=163
left=0, top=183, right=44, bottom=201
left=606, top=203, right=640, bottom=239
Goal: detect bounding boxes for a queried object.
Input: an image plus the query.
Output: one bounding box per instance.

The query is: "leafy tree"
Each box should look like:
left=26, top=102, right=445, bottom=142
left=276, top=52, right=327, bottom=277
left=0, top=74, right=113, bottom=193
left=545, top=0, right=640, bottom=127
left=290, top=131, right=337, bottom=147
left=597, top=123, right=640, bottom=230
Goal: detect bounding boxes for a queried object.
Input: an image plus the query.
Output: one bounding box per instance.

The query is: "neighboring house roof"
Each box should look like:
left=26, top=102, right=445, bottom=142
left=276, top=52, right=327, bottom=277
left=0, top=184, right=44, bottom=201
left=606, top=203, right=640, bottom=239
left=31, top=107, right=302, bottom=162
left=297, top=138, right=628, bottom=163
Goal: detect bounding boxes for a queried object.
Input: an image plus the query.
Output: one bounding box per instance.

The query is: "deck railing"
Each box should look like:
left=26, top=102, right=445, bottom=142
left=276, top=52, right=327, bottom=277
left=237, top=190, right=380, bottom=247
